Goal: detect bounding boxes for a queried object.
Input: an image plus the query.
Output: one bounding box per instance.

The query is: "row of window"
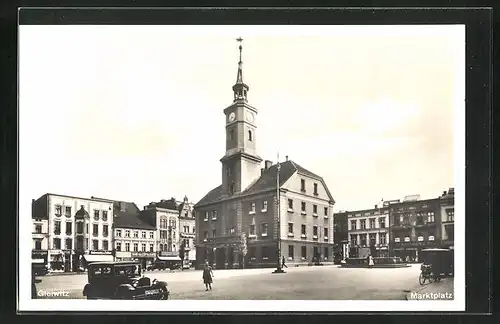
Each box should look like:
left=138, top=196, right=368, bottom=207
left=159, top=218, right=177, bottom=229
left=182, top=225, right=195, bottom=234
left=92, top=209, right=109, bottom=221
left=52, top=221, right=109, bottom=236
left=394, top=212, right=435, bottom=226
left=159, top=229, right=176, bottom=240
left=115, top=229, right=155, bottom=239
left=350, top=233, right=388, bottom=246
left=245, top=246, right=330, bottom=261
left=54, top=205, right=72, bottom=217
left=227, top=129, right=253, bottom=142
left=394, top=235, right=436, bottom=243
left=203, top=226, right=239, bottom=240
left=54, top=205, right=110, bottom=221
left=158, top=244, right=177, bottom=252
left=349, top=210, right=388, bottom=217
left=350, top=217, right=386, bottom=230
left=300, top=179, right=320, bottom=196
left=48, top=238, right=110, bottom=251
left=116, top=242, right=154, bottom=252
left=287, top=199, right=329, bottom=217
left=288, top=223, right=329, bottom=239
left=445, top=209, right=454, bottom=222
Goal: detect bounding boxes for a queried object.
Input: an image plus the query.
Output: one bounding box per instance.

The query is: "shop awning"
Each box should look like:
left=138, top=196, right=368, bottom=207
left=84, top=254, right=114, bottom=263
left=157, top=256, right=181, bottom=261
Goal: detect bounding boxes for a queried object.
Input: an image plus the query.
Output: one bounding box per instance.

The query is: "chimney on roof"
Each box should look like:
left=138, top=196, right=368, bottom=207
left=448, top=188, right=454, bottom=194
left=286, top=155, right=288, bottom=161
left=264, top=160, right=273, bottom=169
left=120, top=202, right=126, bottom=212
left=442, top=190, right=447, bottom=197
left=260, top=168, right=264, bottom=175
left=374, top=205, right=377, bottom=209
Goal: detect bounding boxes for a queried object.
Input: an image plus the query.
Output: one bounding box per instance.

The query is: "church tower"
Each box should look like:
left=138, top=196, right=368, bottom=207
left=221, top=38, right=263, bottom=196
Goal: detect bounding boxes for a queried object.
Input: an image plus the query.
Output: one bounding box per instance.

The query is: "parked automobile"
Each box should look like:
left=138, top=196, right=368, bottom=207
left=32, top=259, right=49, bottom=276
left=82, top=261, right=170, bottom=300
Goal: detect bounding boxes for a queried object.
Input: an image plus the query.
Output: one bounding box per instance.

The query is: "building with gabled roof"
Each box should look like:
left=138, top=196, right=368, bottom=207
left=194, top=40, right=336, bottom=269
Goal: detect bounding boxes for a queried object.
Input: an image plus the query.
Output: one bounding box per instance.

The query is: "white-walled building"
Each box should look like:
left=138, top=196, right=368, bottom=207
left=141, top=198, right=179, bottom=253
left=112, top=201, right=157, bottom=268
left=31, top=193, right=114, bottom=272
left=177, top=196, right=196, bottom=262
left=346, top=203, right=390, bottom=258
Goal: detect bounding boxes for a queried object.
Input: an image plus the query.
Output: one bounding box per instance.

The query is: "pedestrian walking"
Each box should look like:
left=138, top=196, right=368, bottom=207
left=282, top=256, right=288, bottom=268
left=368, top=255, right=374, bottom=268
left=202, top=262, right=214, bottom=291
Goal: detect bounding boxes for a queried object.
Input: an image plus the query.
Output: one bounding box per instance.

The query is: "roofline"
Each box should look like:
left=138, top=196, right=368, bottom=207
left=37, top=193, right=115, bottom=204
left=112, top=225, right=156, bottom=230
left=336, top=197, right=443, bottom=215
left=143, top=206, right=179, bottom=213
left=195, top=187, right=285, bottom=209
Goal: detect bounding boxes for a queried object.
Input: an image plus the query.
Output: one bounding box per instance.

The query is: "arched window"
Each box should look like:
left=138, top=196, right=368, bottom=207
left=159, top=244, right=163, bottom=251
left=248, top=130, right=253, bottom=141
left=230, top=183, right=235, bottom=195
left=229, top=130, right=234, bottom=141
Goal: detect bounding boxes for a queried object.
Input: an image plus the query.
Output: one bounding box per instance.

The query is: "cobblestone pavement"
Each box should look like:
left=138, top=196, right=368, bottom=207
left=34, top=264, right=425, bottom=300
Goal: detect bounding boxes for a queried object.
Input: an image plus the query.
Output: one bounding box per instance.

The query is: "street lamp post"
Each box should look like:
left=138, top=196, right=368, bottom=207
left=273, top=155, right=285, bottom=274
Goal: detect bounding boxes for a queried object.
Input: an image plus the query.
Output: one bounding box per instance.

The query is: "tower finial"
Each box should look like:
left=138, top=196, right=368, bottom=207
left=236, top=37, right=243, bottom=62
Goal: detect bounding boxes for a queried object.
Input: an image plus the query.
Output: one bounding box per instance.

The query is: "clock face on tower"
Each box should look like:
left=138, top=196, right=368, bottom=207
left=245, top=112, right=255, bottom=123
left=228, top=112, right=236, bottom=123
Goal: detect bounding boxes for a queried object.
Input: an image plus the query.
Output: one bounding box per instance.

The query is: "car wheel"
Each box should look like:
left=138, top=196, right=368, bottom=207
left=418, top=273, right=426, bottom=285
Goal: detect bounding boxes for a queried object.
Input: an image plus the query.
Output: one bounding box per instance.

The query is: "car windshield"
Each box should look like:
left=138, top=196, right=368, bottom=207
left=114, top=265, right=141, bottom=277
left=90, top=265, right=113, bottom=276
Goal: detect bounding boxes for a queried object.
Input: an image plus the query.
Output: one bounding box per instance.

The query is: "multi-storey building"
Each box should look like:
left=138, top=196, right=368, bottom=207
left=112, top=201, right=157, bottom=268
left=31, top=213, right=49, bottom=266
left=440, top=188, right=455, bottom=249
left=141, top=198, right=179, bottom=253
left=177, top=196, right=196, bottom=262
left=389, top=188, right=455, bottom=260
left=345, top=203, right=391, bottom=258
left=194, top=41, right=335, bottom=269
left=332, top=211, right=349, bottom=262
left=31, top=193, right=114, bottom=272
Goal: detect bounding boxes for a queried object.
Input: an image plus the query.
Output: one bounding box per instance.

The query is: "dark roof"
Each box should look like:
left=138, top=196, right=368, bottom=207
left=195, top=185, right=224, bottom=208
left=75, top=206, right=90, bottom=219
left=113, top=201, right=155, bottom=230
left=195, top=160, right=335, bottom=207
left=146, top=198, right=178, bottom=211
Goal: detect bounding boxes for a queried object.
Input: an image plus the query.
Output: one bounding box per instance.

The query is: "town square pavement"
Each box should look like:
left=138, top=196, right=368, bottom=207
left=35, top=264, right=424, bottom=300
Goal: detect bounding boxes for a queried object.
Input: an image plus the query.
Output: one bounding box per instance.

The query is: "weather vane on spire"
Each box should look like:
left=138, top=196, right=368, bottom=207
left=236, top=37, right=243, bottom=62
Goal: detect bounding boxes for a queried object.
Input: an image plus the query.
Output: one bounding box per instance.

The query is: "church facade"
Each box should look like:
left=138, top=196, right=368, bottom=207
left=194, top=40, right=336, bottom=269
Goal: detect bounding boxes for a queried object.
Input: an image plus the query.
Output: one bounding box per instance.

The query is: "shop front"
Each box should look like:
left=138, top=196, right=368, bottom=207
left=376, top=245, right=389, bottom=257
left=32, top=250, right=48, bottom=265
left=131, top=252, right=156, bottom=269
left=82, top=250, right=114, bottom=268
left=115, top=251, right=133, bottom=261
left=48, top=250, right=65, bottom=271
left=32, top=250, right=49, bottom=275
left=157, top=251, right=182, bottom=269
left=196, top=235, right=244, bottom=269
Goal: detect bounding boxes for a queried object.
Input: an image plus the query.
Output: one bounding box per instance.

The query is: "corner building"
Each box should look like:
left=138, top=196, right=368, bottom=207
left=194, top=41, right=335, bottom=269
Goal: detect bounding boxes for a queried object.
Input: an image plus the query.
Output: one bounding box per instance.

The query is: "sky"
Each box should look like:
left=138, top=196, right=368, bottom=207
left=19, top=25, right=464, bottom=213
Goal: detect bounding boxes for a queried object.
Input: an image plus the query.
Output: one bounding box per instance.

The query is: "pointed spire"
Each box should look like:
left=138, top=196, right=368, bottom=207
left=232, top=37, right=249, bottom=102
left=236, top=37, right=244, bottom=84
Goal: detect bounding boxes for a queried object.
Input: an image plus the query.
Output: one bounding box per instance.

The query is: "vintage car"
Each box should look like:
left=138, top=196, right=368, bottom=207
left=82, top=261, right=170, bottom=300
left=32, top=259, right=49, bottom=276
